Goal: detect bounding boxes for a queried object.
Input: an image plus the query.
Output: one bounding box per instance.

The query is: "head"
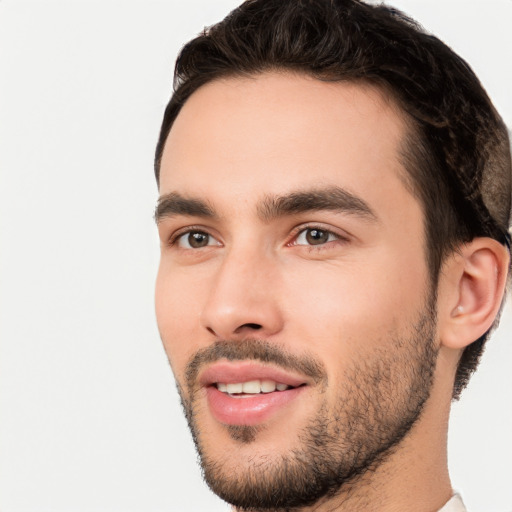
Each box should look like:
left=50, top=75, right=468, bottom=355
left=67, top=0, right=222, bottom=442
left=154, top=0, right=511, bottom=509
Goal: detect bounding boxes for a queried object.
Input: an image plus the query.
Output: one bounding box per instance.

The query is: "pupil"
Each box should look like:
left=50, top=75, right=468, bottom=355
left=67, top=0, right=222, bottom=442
left=189, top=232, right=208, bottom=248
left=306, top=229, right=329, bottom=245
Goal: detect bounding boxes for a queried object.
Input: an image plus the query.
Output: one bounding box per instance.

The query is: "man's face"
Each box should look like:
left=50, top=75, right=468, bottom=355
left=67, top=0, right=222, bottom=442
left=155, top=73, right=439, bottom=508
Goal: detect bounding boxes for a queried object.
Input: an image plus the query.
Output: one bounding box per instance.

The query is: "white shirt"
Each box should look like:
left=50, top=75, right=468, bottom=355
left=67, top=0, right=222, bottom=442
left=439, top=494, right=467, bottom=512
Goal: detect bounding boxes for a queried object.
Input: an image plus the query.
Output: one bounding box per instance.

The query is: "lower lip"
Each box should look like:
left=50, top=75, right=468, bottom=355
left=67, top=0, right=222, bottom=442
left=206, top=386, right=306, bottom=426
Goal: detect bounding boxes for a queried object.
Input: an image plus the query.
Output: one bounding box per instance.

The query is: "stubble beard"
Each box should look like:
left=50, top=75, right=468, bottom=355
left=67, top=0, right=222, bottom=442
left=176, top=298, right=439, bottom=511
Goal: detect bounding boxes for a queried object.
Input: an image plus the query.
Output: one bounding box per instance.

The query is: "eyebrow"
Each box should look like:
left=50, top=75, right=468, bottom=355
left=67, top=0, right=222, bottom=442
left=154, top=186, right=377, bottom=224
left=154, top=192, right=216, bottom=223
left=258, top=186, right=378, bottom=222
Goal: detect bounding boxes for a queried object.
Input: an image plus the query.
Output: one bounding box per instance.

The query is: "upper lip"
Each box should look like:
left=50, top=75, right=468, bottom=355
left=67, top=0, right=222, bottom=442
left=199, top=361, right=309, bottom=388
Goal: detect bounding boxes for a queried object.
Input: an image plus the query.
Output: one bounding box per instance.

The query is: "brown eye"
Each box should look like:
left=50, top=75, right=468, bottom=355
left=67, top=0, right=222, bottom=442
left=188, top=232, right=209, bottom=248
left=305, top=229, right=330, bottom=245
left=177, top=230, right=218, bottom=249
left=295, top=228, right=337, bottom=246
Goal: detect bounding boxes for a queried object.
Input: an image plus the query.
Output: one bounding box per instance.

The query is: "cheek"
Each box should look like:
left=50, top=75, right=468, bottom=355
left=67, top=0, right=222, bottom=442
left=155, top=263, right=205, bottom=377
left=281, top=251, right=427, bottom=358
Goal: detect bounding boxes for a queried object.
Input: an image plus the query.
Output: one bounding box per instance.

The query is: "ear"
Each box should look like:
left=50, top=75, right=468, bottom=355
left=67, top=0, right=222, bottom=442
left=437, top=238, right=510, bottom=350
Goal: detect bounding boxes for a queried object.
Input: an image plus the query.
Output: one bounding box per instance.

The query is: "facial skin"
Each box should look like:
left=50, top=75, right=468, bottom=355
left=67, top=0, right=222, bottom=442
left=155, top=73, right=454, bottom=511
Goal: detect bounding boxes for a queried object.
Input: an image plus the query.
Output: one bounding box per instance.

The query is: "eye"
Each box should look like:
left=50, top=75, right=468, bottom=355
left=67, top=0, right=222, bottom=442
left=294, top=227, right=340, bottom=246
left=176, top=230, right=220, bottom=249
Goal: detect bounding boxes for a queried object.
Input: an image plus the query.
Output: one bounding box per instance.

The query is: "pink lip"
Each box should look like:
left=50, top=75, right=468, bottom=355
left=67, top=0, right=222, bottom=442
left=199, top=362, right=309, bottom=426
left=206, top=386, right=305, bottom=425
left=199, top=361, right=308, bottom=388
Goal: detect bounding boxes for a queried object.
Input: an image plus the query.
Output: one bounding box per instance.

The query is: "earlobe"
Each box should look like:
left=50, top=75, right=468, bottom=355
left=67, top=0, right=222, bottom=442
left=438, top=238, right=510, bottom=350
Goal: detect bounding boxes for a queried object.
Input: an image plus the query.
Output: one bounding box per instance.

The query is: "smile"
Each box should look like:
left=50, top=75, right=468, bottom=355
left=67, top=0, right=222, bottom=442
left=199, top=362, right=309, bottom=425
left=216, top=380, right=295, bottom=395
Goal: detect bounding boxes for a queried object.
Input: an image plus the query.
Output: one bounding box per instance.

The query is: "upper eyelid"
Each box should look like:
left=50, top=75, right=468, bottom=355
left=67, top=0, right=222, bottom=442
left=161, top=222, right=351, bottom=245
left=177, top=230, right=221, bottom=249
left=289, top=223, right=350, bottom=240
left=164, top=225, right=220, bottom=246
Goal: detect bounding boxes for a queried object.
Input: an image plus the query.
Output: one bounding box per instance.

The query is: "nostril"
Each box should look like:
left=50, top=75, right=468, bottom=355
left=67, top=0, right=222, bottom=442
left=239, top=323, right=262, bottom=331
left=206, top=323, right=262, bottom=336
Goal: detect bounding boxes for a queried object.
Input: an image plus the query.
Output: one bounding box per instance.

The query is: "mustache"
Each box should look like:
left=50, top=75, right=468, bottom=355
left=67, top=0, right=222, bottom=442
left=185, top=339, right=327, bottom=391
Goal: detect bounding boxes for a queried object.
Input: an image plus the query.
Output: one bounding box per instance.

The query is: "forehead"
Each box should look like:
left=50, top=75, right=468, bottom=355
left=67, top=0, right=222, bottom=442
left=159, top=72, right=414, bottom=219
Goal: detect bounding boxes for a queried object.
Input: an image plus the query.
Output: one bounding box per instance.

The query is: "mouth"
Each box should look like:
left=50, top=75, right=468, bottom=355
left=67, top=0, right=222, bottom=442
left=199, top=362, right=309, bottom=426
left=216, top=379, right=300, bottom=395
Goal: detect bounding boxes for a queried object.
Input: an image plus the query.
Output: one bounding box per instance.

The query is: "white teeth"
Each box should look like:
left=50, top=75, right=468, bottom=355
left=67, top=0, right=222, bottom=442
left=226, top=383, right=243, bottom=394
left=216, top=380, right=292, bottom=394
left=261, top=380, right=277, bottom=393
left=242, top=380, right=261, bottom=393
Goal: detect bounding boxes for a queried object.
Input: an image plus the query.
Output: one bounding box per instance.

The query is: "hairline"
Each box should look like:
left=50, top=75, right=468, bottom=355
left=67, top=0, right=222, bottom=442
left=155, top=70, right=440, bottom=280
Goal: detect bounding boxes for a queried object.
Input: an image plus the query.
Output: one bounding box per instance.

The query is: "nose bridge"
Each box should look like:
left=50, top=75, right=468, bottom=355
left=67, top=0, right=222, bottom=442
left=200, top=239, right=282, bottom=339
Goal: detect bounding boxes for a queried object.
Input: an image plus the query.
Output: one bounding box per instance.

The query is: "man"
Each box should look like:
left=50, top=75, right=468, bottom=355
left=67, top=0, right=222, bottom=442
left=153, top=0, right=511, bottom=510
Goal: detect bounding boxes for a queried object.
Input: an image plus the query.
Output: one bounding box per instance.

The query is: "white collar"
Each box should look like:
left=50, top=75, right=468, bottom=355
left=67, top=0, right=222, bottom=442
left=439, top=494, right=467, bottom=512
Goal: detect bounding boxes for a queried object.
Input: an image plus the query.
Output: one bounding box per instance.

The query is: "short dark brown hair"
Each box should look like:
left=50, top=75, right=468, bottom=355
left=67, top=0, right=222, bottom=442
left=155, top=0, right=512, bottom=399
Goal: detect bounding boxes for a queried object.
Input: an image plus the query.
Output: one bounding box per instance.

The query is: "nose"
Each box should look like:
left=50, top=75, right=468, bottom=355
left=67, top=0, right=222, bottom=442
left=200, top=246, right=284, bottom=340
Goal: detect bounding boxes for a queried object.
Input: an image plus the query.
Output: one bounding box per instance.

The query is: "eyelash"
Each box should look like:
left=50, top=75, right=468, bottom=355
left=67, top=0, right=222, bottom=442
left=167, top=223, right=348, bottom=252
left=289, top=225, right=348, bottom=250
left=168, top=226, right=218, bottom=248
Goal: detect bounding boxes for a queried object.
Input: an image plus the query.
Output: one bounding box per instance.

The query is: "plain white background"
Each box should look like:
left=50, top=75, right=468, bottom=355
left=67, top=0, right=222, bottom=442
left=0, top=1, right=511, bottom=511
